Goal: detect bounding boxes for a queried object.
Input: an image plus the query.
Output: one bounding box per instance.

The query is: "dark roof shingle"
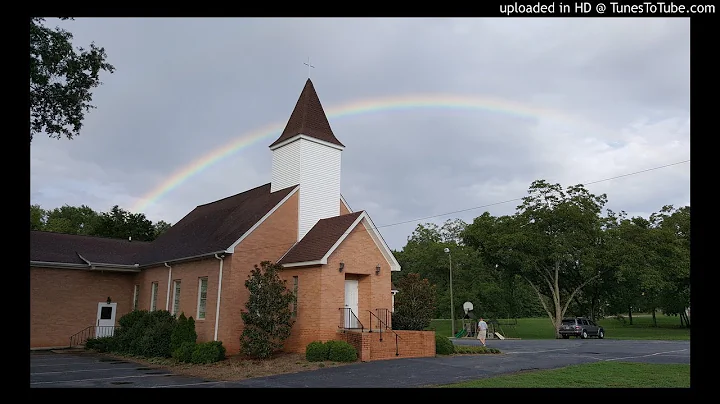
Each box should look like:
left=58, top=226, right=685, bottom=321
left=279, top=211, right=363, bottom=265
left=269, top=79, right=344, bottom=148
left=135, top=183, right=297, bottom=266
left=30, top=231, right=151, bottom=265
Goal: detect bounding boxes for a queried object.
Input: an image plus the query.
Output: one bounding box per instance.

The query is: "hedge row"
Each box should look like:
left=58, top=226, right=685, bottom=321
left=84, top=310, right=225, bottom=364
left=305, top=340, right=357, bottom=362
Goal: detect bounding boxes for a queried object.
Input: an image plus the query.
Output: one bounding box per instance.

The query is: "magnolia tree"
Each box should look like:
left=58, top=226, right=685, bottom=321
left=240, top=261, right=295, bottom=358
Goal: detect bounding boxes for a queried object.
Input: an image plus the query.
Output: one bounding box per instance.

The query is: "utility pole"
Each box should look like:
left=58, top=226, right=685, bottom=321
left=445, top=247, right=455, bottom=337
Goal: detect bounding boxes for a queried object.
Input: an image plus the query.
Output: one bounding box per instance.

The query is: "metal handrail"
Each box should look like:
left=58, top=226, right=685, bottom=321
left=339, top=308, right=364, bottom=332
left=367, top=309, right=402, bottom=356
left=69, top=325, right=118, bottom=348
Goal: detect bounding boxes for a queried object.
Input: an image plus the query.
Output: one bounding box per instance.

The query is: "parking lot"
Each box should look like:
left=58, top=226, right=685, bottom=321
left=30, top=339, right=690, bottom=388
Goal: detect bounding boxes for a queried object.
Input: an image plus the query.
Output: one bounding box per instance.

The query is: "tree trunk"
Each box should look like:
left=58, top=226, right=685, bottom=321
left=628, top=307, right=633, bottom=325
left=652, top=309, right=657, bottom=327
left=679, top=312, right=685, bottom=327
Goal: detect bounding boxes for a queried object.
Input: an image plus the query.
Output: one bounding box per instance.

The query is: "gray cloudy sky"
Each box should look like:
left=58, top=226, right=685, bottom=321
left=30, top=18, right=690, bottom=250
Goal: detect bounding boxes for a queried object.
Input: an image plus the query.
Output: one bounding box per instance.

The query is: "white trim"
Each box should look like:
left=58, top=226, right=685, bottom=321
left=280, top=211, right=401, bottom=272
left=281, top=259, right=325, bottom=268
left=360, top=213, right=402, bottom=271
left=141, top=251, right=227, bottom=268
left=30, top=261, right=90, bottom=270
left=340, top=195, right=353, bottom=213
left=224, top=186, right=299, bottom=253
left=269, top=134, right=345, bottom=152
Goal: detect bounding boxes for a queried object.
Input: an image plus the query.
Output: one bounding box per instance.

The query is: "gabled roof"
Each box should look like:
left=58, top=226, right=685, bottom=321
left=269, top=79, right=344, bottom=149
left=30, top=231, right=150, bottom=268
left=30, top=183, right=299, bottom=269
left=135, top=183, right=298, bottom=266
left=278, top=210, right=401, bottom=272
left=279, top=211, right=363, bottom=265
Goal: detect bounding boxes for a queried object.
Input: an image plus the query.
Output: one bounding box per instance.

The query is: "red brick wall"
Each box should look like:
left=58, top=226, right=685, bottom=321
left=336, top=330, right=436, bottom=362
left=134, top=257, right=225, bottom=344
left=224, top=191, right=299, bottom=355
left=30, top=267, right=135, bottom=348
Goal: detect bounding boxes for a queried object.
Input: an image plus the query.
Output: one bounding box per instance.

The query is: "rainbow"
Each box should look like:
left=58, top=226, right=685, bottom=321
left=131, top=94, right=599, bottom=213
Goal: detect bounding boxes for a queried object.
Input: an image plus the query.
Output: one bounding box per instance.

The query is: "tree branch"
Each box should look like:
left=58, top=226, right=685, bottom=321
left=523, top=276, right=554, bottom=321
left=561, top=271, right=603, bottom=316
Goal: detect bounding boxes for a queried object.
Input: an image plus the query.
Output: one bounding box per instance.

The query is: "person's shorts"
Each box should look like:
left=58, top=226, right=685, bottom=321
left=477, top=330, right=487, bottom=339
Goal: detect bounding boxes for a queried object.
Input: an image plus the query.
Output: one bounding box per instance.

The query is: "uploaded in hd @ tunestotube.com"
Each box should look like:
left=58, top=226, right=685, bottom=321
left=499, top=2, right=716, bottom=15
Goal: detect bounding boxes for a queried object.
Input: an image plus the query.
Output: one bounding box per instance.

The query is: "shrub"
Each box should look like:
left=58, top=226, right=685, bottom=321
left=391, top=273, right=436, bottom=331
left=435, top=335, right=454, bottom=355
left=190, top=341, right=226, bottom=364
left=85, top=336, right=117, bottom=353
left=136, top=310, right=177, bottom=358
left=114, top=309, right=150, bottom=354
left=170, top=313, right=197, bottom=352
left=172, top=341, right=195, bottom=363
left=240, top=261, right=296, bottom=359
left=305, top=341, right=329, bottom=362
left=327, top=340, right=357, bottom=362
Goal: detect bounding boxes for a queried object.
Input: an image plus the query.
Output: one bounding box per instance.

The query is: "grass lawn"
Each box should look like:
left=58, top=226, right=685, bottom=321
left=430, top=313, right=690, bottom=340
left=440, top=362, right=690, bottom=388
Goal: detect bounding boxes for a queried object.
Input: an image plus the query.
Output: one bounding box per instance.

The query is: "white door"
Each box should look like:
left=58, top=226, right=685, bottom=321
left=344, top=279, right=359, bottom=328
left=96, top=302, right=117, bottom=338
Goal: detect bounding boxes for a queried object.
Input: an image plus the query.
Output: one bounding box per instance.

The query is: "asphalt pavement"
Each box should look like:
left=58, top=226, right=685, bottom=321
left=30, top=339, right=690, bottom=388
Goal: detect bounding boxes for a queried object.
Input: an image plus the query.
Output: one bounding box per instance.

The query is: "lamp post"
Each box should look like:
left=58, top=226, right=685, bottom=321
left=444, top=247, right=455, bottom=337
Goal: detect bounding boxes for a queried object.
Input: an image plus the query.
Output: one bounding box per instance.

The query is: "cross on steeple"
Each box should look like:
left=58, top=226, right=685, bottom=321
left=303, top=57, right=315, bottom=79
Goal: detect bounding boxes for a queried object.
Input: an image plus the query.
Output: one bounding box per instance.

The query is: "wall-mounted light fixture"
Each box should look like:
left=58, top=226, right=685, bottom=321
left=375, top=264, right=381, bottom=275
left=106, top=297, right=112, bottom=304
left=339, top=262, right=345, bottom=272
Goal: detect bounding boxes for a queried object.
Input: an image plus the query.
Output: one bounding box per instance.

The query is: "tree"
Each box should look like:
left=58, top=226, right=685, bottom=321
left=391, top=273, right=437, bottom=331
left=94, top=205, right=156, bottom=241
left=30, top=17, right=115, bottom=142
left=464, top=180, right=610, bottom=338
left=240, top=261, right=295, bottom=359
left=153, top=220, right=172, bottom=239
left=43, top=204, right=100, bottom=235
left=30, top=204, right=46, bottom=230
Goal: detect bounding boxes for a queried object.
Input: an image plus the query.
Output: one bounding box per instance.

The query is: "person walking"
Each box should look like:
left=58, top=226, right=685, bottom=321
left=477, top=317, right=488, bottom=346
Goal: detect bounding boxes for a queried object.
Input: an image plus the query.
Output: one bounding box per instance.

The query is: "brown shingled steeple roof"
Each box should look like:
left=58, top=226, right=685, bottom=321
left=269, top=79, right=344, bottom=148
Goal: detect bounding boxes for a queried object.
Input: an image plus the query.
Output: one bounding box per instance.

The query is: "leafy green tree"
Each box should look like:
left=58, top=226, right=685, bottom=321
left=43, top=204, right=100, bottom=235
left=30, top=204, right=47, bottom=230
left=153, top=220, right=172, bottom=238
left=94, top=205, right=156, bottom=241
left=392, top=272, right=437, bottom=331
left=465, top=180, right=610, bottom=338
left=30, top=17, right=115, bottom=142
left=240, top=261, right=295, bottom=359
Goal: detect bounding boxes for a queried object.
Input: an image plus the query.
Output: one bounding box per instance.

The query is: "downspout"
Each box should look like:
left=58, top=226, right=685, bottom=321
left=213, top=254, right=225, bottom=341
left=164, top=262, right=172, bottom=311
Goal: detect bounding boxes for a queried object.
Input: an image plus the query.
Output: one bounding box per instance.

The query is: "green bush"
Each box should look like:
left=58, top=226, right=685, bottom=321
left=136, top=310, right=177, bottom=358
left=435, top=335, right=455, bottom=355
left=170, top=313, right=197, bottom=352
left=190, top=341, right=226, bottom=364
left=85, top=336, right=117, bottom=353
left=305, top=341, right=329, bottom=362
left=114, top=309, right=150, bottom=354
left=327, top=340, right=357, bottom=362
left=172, top=341, right=195, bottom=363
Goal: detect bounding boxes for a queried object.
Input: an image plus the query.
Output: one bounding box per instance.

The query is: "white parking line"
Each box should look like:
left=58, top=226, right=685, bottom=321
left=32, top=362, right=101, bottom=367
left=151, top=381, right=225, bottom=388
left=603, top=349, right=688, bottom=362
left=30, top=373, right=172, bottom=385
left=32, top=367, right=138, bottom=375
